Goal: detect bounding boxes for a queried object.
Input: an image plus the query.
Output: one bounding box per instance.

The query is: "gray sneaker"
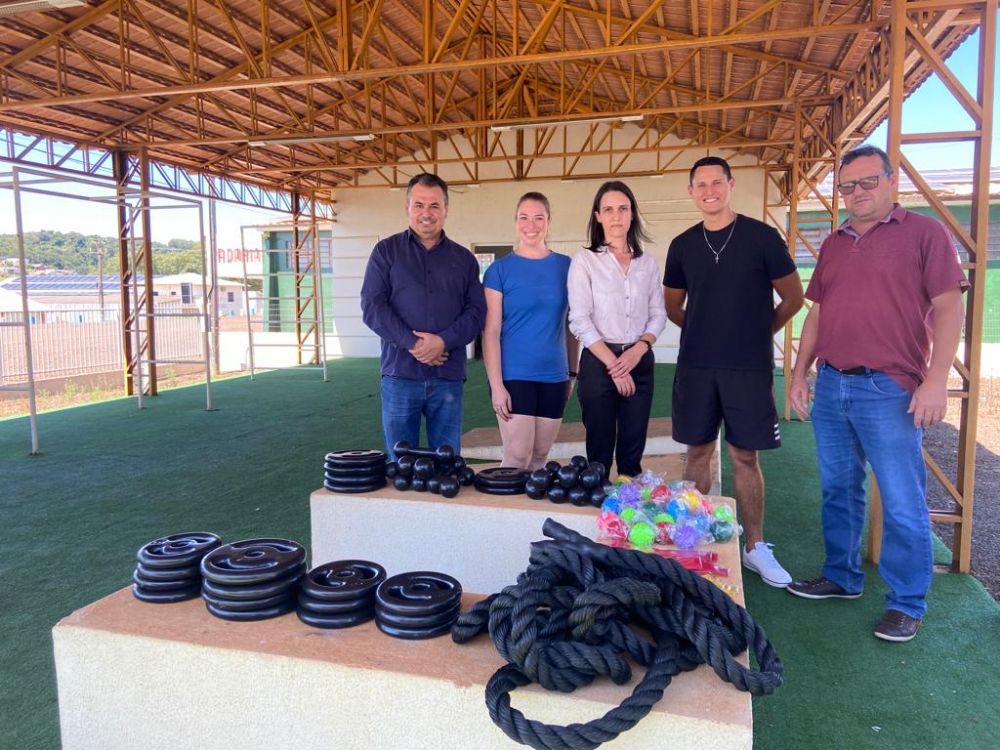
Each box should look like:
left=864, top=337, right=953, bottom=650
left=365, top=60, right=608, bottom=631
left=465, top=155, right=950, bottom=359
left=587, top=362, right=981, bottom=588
left=742, top=542, right=792, bottom=588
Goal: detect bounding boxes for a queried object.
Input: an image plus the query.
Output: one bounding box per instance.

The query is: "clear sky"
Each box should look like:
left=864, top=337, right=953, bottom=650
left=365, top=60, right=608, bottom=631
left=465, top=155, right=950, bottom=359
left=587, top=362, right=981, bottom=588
left=0, top=28, right=996, bottom=249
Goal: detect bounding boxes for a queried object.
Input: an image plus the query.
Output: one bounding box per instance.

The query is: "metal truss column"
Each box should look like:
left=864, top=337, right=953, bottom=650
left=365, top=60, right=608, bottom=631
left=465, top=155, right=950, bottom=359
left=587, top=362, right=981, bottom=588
left=114, top=149, right=157, bottom=396
left=291, top=192, right=322, bottom=367
left=869, top=0, right=995, bottom=574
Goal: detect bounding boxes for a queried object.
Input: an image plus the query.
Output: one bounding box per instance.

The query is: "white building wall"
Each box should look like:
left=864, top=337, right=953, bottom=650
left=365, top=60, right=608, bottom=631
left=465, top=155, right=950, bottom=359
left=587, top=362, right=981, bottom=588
left=325, top=126, right=772, bottom=363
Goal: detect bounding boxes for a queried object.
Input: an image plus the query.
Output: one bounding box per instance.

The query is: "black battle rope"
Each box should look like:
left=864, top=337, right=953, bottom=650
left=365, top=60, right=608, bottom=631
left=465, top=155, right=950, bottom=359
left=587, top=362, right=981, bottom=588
left=451, top=519, right=783, bottom=750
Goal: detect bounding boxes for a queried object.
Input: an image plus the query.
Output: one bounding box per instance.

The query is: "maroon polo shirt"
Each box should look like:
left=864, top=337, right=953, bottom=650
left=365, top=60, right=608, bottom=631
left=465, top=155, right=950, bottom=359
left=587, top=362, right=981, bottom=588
left=805, top=205, right=968, bottom=392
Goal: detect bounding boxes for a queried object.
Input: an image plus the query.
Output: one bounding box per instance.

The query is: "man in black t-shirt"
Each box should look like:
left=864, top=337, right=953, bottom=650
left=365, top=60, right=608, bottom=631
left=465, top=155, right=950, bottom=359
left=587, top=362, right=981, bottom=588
left=663, top=156, right=804, bottom=588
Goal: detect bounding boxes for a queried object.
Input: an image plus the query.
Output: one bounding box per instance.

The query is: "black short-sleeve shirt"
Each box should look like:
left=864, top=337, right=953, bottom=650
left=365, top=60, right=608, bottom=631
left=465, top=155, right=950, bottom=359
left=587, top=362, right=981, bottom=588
left=663, top=215, right=796, bottom=370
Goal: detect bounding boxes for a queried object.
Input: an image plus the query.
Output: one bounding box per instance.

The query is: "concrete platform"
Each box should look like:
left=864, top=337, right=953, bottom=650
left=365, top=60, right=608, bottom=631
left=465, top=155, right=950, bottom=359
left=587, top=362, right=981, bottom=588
left=311, top=455, right=690, bottom=596
left=54, top=582, right=750, bottom=750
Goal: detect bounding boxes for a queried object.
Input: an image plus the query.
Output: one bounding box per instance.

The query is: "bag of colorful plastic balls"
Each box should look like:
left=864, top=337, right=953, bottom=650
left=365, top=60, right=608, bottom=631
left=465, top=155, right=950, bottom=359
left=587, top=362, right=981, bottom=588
left=596, top=473, right=740, bottom=551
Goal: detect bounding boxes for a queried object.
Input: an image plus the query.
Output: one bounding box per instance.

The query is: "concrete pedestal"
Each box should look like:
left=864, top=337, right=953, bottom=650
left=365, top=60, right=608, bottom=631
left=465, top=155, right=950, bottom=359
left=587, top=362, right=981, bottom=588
left=54, top=456, right=752, bottom=749
left=311, top=455, right=689, bottom=596
left=54, top=586, right=751, bottom=750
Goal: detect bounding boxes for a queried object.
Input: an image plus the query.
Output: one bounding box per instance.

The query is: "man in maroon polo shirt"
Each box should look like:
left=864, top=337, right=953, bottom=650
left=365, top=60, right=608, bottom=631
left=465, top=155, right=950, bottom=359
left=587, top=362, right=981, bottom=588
left=787, top=145, right=967, bottom=642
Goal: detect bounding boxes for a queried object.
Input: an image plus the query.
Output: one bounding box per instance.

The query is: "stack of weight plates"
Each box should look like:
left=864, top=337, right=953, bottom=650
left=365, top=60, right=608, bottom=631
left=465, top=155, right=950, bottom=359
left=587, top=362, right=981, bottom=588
left=132, top=532, right=222, bottom=604
left=200, top=538, right=306, bottom=621
left=297, top=559, right=387, bottom=629
left=375, top=571, right=463, bottom=639
left=324, top=449, right=387, bottom=493
left=473, top=467, right=529, bottom=496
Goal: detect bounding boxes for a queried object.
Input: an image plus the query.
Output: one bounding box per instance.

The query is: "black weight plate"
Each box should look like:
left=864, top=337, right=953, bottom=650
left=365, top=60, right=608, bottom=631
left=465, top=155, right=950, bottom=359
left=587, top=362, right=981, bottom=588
left=375, top=571, right=462, bottom=616
left=132, top=582, right=201, bottom=603
left=475, top=467, right=530, bottom=486
left=136, top=532, right=221, bottom=569
left=296, top=607, right=375, bottom=629
left=472, top=482, right=526, bottom=496
left=201, top=566, right=304, bottom=600
left=376, top=620, right=454, bottom=640
left=201, top=589, right=295, bottom=612
left=375, top=602, right=460, bottom=629
left=323, top=470, right=386, bottom=484
left=324, top=450, right=386, bottom=467
left=298, top=593, right=375, bottom=615
left=204, top=599, right=295, bottom=622
left=135, top=561, right=201, bottom=581
left=323, top=479, right=387, bottom=494
left=324, top=458, right=385, bottom=473
left=200, top=539, right=306, bottom=585
left=323, top=464, right=386, bottom=479
left=132, top=569, right=201, bottom=591
left=301, top=560, right=386, bottom=602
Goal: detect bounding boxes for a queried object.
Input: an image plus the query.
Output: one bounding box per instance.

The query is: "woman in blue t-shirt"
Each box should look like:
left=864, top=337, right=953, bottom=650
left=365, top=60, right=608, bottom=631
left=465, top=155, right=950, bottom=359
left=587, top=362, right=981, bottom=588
left=483, top=192, right=577, bottom=469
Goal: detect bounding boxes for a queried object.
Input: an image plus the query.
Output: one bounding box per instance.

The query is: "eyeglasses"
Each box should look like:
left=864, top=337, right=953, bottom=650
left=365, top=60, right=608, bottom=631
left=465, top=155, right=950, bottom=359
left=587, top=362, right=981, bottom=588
left=837, top=173, right=890, bottom=195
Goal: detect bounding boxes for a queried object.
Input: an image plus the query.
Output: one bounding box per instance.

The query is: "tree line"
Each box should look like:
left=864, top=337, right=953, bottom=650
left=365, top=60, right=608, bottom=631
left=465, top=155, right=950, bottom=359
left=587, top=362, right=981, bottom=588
left=0, top=231, right=204, bottom=275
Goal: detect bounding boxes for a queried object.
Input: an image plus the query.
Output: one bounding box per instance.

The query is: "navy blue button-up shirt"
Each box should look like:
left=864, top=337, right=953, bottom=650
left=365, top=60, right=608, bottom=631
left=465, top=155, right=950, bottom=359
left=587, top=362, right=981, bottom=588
left=360, top=228, right=486, bottom=381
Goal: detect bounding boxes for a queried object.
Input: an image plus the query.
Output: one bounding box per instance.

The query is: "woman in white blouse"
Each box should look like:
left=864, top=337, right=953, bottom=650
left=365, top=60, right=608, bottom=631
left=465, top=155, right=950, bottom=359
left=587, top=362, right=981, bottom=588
left=568, top=181, right=667, bottom=477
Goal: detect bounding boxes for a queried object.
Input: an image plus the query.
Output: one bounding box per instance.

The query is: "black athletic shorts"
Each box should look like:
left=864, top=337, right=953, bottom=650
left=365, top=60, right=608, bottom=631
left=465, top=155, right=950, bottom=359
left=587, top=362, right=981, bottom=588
left=671, top=365, right=780, bottom=450
left=501, top=379, right=569, bottom=420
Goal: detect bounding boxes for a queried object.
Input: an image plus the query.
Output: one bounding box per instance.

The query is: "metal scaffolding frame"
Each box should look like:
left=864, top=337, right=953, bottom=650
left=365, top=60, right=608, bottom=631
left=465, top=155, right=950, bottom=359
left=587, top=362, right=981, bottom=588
left=238, top=207, right=330, bottom=381
left=1, top=164, right=214, bottom=412
left=762, top=0, right=996, bottom=574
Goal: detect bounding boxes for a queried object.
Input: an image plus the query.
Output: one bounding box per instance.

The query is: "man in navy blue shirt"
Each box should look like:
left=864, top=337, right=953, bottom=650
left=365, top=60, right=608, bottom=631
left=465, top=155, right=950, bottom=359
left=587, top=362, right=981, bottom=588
left=361, top=173, right=486, bottom=460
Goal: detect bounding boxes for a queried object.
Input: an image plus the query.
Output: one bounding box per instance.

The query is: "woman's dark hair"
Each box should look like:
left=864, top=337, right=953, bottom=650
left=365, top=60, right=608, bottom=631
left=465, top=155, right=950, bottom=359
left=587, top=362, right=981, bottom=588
left=585, top=180, right=651, bottom=256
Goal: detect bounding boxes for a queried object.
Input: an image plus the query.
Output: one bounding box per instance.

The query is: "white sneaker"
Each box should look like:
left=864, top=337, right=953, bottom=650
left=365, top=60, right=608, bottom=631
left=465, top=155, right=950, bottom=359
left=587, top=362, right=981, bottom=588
left=742, top=542, right=792, bottom=588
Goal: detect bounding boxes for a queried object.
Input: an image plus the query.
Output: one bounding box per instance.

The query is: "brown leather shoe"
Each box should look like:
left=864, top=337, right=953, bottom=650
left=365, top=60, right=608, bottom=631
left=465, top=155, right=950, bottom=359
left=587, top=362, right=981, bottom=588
left=874, top=609, right=922, bottom=642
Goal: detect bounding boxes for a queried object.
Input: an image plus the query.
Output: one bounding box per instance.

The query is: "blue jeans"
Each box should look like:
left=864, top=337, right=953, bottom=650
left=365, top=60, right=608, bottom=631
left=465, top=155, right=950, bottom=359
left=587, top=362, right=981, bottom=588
left=381, top=376, right=464, bottom=461
left=811, top=364, right=932, bottom=618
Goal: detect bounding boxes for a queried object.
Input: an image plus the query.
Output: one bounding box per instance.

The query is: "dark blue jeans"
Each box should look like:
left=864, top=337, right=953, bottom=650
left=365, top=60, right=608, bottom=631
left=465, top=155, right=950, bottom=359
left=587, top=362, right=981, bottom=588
left=811, top=364, right=932, bottom=618
left=380, top=375, right=464, bottom=461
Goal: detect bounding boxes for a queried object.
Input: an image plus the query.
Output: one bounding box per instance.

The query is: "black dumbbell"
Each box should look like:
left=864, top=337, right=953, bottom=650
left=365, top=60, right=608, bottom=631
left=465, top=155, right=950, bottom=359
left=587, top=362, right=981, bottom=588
left=396, top=455, right=416, bottom=478
left=393, top=441, right=456, bottom=462
left=413, top=457, right=435, bottom=480
left=529, top=469, right=551, bottom=491
left=439, top=476, right=460, bottom=498
left=557, top=465, right=580, bottom=489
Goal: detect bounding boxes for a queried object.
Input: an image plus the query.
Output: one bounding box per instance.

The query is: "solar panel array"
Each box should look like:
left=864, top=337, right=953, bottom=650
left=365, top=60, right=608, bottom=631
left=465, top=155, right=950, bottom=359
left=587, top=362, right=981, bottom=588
left=0, top=275, right=143, bottom=293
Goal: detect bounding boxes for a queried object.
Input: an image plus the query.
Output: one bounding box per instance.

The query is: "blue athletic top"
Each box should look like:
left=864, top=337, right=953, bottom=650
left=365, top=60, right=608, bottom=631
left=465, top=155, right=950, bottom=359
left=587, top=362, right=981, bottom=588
left=483, top=251, right=571, bottom=382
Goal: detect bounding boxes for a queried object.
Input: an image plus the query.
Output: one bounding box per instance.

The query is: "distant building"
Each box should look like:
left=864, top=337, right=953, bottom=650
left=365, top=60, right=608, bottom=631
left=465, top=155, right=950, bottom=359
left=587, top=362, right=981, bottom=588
left=0, top=273, right=248, bottom=316
left=795, top=167, right=1000, bottom=263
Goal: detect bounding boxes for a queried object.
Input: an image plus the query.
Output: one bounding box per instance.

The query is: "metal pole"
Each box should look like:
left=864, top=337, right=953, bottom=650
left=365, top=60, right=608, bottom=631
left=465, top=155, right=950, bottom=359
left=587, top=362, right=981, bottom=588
left=199, top=201, right=214, bottom=411
left=12, top=169, right=39, bottom=455
left=240, top=225, right=256, bottom=380
left=208, top=199, right=220, bottom=375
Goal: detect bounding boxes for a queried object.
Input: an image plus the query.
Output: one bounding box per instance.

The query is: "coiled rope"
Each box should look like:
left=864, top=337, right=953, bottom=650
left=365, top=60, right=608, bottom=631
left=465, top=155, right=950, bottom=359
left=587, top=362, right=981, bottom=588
left=451, top=519, right=783, bottom=750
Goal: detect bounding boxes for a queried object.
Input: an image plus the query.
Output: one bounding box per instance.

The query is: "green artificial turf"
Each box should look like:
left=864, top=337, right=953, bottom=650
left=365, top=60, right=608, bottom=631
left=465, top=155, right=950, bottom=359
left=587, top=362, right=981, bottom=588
left=2, top=359, right=998, bottom=749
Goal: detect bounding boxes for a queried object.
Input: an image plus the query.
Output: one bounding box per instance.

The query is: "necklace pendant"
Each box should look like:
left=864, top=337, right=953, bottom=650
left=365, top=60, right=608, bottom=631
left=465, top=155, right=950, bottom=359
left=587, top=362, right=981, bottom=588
left=715, top=255, right=719, bottom=264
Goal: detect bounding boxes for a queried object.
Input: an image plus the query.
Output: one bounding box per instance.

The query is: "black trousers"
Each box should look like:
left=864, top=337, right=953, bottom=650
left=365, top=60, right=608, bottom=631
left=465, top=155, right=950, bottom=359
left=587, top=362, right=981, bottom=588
left=576, top=345, right=654, bottom=477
